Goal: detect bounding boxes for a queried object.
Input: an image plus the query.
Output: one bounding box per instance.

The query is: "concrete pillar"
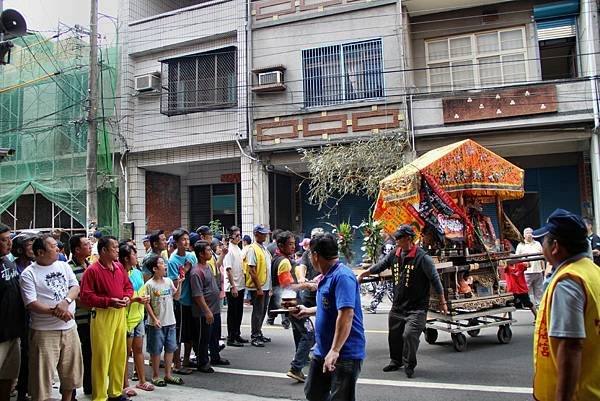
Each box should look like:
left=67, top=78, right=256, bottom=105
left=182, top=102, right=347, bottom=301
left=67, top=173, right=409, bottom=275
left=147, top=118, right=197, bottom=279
left=240, top=155, right=269, bottom=235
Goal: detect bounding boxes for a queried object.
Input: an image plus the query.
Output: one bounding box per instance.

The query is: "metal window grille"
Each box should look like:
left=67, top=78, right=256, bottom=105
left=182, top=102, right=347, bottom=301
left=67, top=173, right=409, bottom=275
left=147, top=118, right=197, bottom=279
left=161, top=47, right=237, bottom=116
left=302, top=39, right=384, bottom=108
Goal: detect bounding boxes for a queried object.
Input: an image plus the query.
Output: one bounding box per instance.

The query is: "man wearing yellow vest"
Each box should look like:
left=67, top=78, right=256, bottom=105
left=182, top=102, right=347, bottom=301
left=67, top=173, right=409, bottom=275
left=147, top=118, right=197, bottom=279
left=531, top=208, right=600, bottom=401
left=246, top=224, right=273, bottom=347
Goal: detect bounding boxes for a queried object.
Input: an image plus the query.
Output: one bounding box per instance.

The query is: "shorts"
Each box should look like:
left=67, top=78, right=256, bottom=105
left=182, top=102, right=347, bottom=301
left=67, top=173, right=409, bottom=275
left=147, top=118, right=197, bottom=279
left=29, top=327, right=83, bottom=400
left=146, top=324, right=177, bottom=355
left=180, top=304, right=199, bottom=344
left=514, top=293, right=533, bottom=309
left=0, top=337, right=20, bottom=380
left=127, top=320, right=145, bottom=338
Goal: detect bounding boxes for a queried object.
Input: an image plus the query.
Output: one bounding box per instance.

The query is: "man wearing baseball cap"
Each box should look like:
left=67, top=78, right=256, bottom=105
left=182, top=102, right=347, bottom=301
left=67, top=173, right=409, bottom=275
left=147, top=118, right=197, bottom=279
left=531, top=209, right=600, bottom=401
left=245, top=224, right=273, bottom=347
left=358, top=224, right=447, bottom=378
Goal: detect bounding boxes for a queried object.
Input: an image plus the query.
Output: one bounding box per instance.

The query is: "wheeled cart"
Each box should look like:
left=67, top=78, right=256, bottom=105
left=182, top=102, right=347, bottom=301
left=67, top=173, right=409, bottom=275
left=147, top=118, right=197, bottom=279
left=424, top=306, right=516, bottom=352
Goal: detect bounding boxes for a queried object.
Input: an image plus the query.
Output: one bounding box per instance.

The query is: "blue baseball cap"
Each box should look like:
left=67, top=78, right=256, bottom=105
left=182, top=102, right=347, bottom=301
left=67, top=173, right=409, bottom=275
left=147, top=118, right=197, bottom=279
left=189, top=232, right=200, bottom=246
left=532, top=208, right=587, bottom=240
left=393, top=224, right=416, bottom=239
left=253, top=224, right=271, bottom=235
left=242, top=234, right=252, bottom=243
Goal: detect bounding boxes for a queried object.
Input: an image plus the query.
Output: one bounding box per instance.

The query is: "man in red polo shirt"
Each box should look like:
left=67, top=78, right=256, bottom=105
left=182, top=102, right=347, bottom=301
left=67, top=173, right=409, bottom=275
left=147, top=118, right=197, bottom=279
left=80, top=236, right=133, bottom=401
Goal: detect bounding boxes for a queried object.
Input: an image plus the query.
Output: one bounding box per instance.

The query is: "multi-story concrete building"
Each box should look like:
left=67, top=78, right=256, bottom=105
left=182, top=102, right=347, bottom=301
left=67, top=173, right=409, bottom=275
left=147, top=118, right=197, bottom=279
left=249, top=0, right=411, bottom=238
left=250, top=0, right=600, bottom=236
left=119, top=0, right=265, bottom=243
left=119, top=0, right=600, bottom=252
left=403, top=0, right=600, bottom=229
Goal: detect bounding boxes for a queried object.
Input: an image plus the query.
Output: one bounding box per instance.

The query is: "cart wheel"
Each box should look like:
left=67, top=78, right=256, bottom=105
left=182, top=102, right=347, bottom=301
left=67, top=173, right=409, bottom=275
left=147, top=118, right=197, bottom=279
left=467, top=329, right=480, bottom=337
left=424, top=328, right=438, bottom=344
left=451, top=333, right=467, bottom=352
left=497, top=325, right=512, bottom=344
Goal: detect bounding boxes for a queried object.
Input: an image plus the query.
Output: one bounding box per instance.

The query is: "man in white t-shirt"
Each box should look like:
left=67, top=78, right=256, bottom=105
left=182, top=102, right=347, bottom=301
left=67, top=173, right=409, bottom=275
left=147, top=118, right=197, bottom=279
left=223, top=226, right=247, bottom=347
left=515, top=227, right=545, bottom=306
left=19, top=234, right=83, bottom=401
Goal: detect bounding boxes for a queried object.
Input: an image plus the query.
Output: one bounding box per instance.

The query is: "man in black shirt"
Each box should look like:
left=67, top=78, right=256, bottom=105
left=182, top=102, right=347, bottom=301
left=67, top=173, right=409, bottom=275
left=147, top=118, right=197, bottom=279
left=0, top=223, right=27, bottom=401
left=358, top=225, right=447, bottom=378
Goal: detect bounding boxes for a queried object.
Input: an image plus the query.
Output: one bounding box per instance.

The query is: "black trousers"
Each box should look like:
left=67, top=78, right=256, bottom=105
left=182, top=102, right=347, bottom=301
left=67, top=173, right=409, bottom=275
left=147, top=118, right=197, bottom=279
left=388, top=309, right=427, bottom=370
left=305, top=357, right=362, bottom=401
left=198, top=313, right=222, bottom=367
left=226, top=289, right=245, bottom=340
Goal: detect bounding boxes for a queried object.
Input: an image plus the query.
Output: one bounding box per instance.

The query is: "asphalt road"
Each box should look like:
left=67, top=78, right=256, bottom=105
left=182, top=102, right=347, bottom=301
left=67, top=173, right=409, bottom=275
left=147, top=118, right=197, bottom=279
left=155, top=303, right=535, bottom=401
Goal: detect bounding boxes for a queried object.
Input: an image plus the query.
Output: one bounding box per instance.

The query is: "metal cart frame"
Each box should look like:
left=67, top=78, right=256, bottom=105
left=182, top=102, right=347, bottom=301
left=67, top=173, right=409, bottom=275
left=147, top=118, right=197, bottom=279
left=425, top=306, right=516, bottom=352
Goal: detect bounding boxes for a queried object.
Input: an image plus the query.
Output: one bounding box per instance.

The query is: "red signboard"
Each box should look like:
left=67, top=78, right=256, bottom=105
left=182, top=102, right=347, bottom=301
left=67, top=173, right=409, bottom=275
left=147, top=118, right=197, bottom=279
left=443, top=85, right=557, bottom=124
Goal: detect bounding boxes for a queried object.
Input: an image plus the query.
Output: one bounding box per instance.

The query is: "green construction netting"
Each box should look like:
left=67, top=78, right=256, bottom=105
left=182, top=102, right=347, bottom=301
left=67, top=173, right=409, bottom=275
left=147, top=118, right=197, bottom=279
left=0, top=33, right=119, bottom=235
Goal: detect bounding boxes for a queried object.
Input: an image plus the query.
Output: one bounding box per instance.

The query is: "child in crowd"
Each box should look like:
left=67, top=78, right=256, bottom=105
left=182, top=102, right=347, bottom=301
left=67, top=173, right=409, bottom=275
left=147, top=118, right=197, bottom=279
left=144, top=255, right=185, bottom=386
left=119, top=244, right=153, bottom=394
left=504, top=261, right=537, bottom=318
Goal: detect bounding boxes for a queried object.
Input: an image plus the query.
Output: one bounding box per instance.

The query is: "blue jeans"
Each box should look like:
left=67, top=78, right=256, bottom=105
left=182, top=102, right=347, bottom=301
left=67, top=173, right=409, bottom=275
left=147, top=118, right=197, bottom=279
left=290, top=315, right=314, bottom=371
left=305, top=357, right=362, bottom=401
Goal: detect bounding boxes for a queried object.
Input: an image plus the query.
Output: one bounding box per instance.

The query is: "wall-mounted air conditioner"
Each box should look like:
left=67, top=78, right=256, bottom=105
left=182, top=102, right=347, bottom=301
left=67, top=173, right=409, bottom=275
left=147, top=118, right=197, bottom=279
left=135, top=73, right=161, bottom=92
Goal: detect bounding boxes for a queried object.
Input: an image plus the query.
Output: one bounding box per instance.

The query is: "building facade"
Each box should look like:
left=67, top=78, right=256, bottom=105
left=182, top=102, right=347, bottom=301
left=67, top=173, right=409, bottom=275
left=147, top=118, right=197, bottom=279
left=119, top=0, right=600, bottom=256
left=119, top=0, right=266, bottom=243
left=404, top=0, right=600, bottom=230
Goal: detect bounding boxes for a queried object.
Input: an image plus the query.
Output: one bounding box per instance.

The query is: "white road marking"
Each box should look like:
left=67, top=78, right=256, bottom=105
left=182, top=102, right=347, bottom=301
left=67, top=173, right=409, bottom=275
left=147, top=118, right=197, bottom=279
left=212, top=367, right=532, bottom=394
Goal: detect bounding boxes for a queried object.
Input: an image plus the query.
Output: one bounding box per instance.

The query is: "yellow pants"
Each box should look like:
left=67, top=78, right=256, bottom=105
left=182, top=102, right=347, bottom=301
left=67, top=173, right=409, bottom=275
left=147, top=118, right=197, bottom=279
left=90, top=307, right=127, bottom=401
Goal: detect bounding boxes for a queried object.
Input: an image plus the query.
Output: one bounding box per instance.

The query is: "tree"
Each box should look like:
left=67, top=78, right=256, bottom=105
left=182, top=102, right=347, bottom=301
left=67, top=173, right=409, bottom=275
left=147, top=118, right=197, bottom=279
left=301, top=131, right=410, bottom=216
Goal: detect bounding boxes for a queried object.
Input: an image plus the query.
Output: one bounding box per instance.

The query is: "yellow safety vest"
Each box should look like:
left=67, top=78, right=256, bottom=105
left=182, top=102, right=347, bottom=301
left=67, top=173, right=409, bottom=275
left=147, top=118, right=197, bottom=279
left=244, top=243, right=267, bottom=289
left=533, top=257, right=600, bottom=401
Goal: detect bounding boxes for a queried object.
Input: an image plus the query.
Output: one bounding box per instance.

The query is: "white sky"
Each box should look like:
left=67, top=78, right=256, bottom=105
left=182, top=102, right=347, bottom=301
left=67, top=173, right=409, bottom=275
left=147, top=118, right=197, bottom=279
left=4, top=0, right=120, bottom=44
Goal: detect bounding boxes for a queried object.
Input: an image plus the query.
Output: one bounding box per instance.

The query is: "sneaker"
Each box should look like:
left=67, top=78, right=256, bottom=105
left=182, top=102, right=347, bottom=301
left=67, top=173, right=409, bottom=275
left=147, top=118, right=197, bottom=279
left=281, top=320, right=291, bottom=330
left=251, top=338, right=265, bottom=347
left=227, top=339, right=244, bottom=347
left=405, top=367, right=414, bottom=378
left=236, top=336, right=249, bottom=344
left=382, top=362, right=402, bottom=372
left=211, top=358, right=231, bottom=366
left=198, top=364, right=215, bottom=373
left=260, top=335, right=272, bottom=343
left=267, top=319, right=275, bottom=326
left=286, top=368, right=306, bottom=383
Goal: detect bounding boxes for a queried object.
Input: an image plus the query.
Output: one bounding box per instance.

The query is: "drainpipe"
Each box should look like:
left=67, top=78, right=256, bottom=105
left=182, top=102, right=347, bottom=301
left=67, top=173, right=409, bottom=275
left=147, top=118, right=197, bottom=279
left=120, top=149, right=130, bottom=221
left=586, top=0, right=600, bottom=228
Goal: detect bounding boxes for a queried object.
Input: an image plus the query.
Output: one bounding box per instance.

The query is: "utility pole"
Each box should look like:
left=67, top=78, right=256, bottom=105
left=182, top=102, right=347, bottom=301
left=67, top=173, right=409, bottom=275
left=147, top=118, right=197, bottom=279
left=86, top=0, right=98, bottom=233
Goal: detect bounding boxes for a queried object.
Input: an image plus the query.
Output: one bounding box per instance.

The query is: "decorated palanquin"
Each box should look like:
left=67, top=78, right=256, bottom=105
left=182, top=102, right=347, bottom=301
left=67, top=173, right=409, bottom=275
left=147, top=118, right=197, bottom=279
left=374, top=139, right=526, bottom=312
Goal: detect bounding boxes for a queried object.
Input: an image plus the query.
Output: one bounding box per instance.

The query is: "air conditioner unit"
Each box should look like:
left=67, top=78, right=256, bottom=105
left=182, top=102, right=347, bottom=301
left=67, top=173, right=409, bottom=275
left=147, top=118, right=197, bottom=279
left=135, top=73, right=161, bottom=92
left=258, top=70, right=284, bottom=86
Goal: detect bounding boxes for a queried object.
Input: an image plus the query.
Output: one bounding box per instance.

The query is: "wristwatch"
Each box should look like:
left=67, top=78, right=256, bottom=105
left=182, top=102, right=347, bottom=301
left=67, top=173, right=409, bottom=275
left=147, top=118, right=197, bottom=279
left=65, top=297, right=73, bottom=305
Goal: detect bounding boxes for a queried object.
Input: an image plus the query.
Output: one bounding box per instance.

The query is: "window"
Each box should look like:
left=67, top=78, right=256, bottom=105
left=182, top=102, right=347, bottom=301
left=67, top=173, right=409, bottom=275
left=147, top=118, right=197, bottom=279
left=302, top=39, right=384, bottom=107
left=426, top=27, right=527, bottom=92
left=161, top=47, right=237, bottom=116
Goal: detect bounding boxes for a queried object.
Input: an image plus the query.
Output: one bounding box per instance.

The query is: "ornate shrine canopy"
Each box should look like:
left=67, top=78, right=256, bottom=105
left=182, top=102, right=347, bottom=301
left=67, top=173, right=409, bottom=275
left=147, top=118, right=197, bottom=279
left=374, top=139, right=524, bottom=233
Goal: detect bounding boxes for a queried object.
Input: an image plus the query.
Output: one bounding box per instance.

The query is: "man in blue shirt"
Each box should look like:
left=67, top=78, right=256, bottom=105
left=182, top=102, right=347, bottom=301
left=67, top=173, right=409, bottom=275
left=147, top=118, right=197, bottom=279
left=294, top=233, right=365, bottom=401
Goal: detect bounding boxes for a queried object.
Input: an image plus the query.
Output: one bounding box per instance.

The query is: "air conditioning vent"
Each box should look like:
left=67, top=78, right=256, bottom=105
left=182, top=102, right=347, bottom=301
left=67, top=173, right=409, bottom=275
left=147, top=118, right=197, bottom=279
left=135, top=73, right=161, bottom=92
left=258, top=71, right=283, bottom=86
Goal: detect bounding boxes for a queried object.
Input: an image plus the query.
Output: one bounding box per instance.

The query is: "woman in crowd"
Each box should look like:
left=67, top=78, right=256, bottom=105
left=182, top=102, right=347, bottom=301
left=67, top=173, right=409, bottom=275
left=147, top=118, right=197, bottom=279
left=119, top=244, right=154, bottom=395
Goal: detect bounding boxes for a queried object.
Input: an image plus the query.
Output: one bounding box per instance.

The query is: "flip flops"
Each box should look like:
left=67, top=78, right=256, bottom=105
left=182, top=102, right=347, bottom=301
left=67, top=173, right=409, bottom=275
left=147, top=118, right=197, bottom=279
left=135, top=382, right=155, bottom=392
left=123, top=388, right=137, bottom=397
left=172, top=367, right=193, bottom=375
left=164, top=376, right=184, bottom=385
left=151, top=378, right=166, bottom=387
